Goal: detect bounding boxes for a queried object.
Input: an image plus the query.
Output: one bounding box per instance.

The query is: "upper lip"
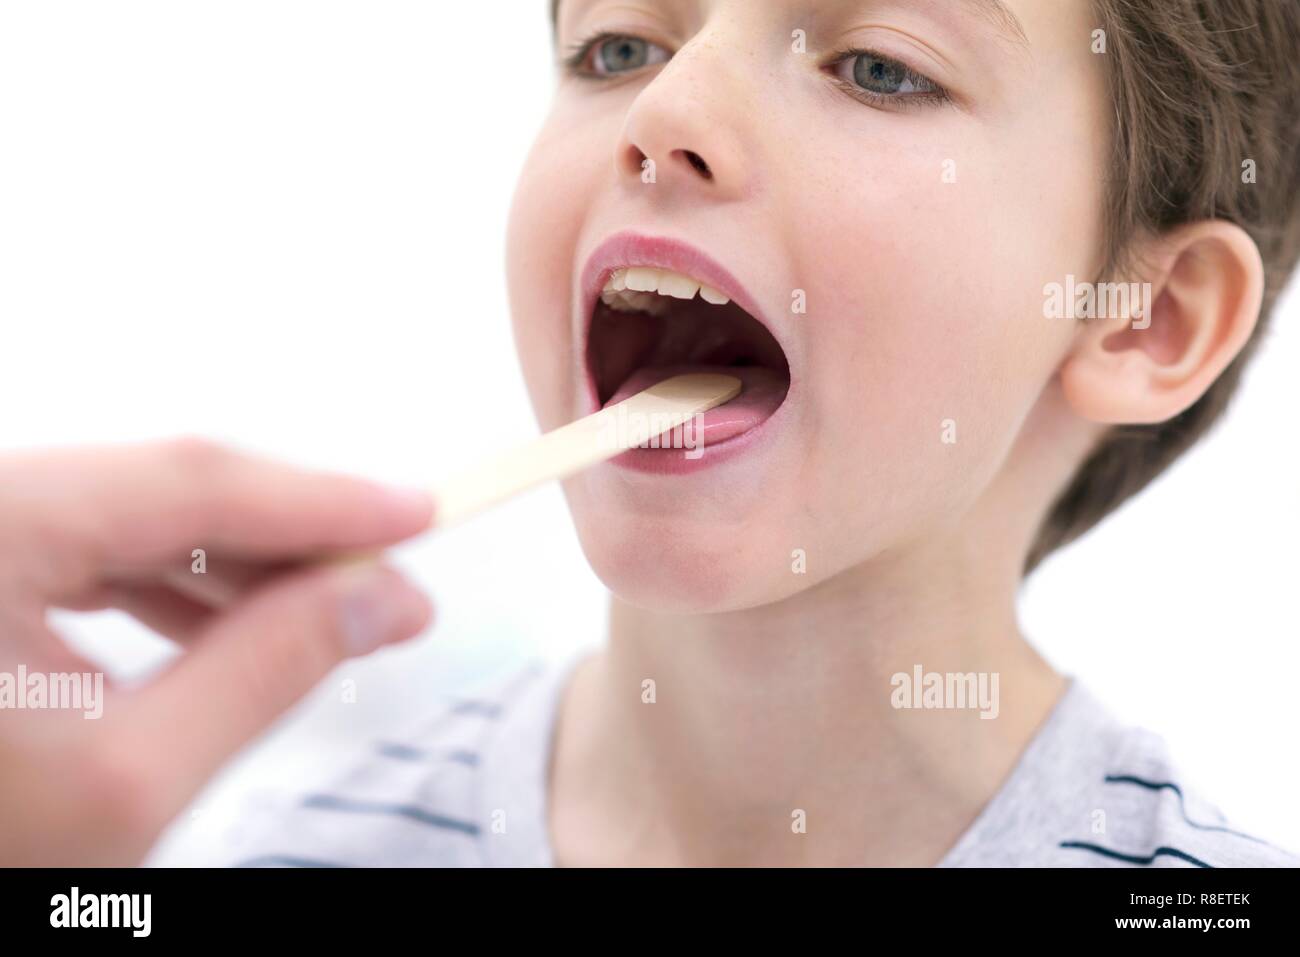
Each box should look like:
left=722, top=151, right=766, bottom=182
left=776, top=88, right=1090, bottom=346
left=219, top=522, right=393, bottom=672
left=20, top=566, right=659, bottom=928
left=577, top=231, right=788, bottom=410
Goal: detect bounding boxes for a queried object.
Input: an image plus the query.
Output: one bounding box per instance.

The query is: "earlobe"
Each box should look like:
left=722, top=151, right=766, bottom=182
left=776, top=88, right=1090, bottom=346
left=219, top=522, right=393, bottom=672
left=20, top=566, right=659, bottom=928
left=1060, top=221, right=1265, bottom=425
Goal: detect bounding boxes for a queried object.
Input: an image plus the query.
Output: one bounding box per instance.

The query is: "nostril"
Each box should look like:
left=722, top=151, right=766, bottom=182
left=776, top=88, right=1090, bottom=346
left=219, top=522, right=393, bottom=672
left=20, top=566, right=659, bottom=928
left=681, top=150, right=713, bottom=180
left=624, top=145, right=715, bottom=182
left=622, top=144, right=650, bottom=177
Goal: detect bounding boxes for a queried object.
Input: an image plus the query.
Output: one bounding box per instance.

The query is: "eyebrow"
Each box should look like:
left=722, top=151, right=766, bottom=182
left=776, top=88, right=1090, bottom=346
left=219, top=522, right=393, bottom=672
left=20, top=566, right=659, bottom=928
left=553, top=0, right=1030, bottom=50
left=966, top=0, right=1029, bottom=49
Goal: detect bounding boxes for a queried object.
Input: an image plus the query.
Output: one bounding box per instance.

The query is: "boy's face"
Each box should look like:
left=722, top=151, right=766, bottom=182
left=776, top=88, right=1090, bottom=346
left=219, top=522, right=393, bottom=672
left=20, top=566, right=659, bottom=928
left=506, top=0, right=1108, bottom=612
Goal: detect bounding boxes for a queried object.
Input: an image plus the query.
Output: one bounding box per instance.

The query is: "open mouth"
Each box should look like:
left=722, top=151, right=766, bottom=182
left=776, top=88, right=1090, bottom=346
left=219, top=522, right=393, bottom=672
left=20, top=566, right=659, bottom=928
left=585, top=265, right=791, bottom=447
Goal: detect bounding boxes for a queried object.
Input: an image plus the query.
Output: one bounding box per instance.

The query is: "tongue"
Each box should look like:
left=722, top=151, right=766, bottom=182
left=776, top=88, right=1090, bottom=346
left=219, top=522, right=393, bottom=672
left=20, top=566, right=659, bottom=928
left=602, top=364, right=789, bottom=447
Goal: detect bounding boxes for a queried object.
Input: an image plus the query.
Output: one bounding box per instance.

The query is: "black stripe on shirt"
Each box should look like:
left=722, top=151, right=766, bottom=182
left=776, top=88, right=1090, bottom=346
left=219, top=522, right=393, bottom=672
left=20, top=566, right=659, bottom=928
left=1059, top=841, right=1212, bottom=868
left=449, top=699, right=503, bottom=718
left=302, top=794, right=480, bottom=837
left=1103, top=774, right=1265, bottom=844
left=235, top=855, right=348, bottom=868
left=375, top=743, right=480, bottom=766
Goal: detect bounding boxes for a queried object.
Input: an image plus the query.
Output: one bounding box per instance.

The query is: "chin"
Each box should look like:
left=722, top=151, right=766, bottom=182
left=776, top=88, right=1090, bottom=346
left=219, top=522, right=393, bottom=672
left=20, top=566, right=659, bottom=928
left=564, top=482, right=826, bottom=615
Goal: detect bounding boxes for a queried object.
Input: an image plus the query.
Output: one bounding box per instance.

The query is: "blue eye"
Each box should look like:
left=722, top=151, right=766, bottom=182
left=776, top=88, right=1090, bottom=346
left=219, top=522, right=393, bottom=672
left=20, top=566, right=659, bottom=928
left=571, top=33, right=672, bottom=77
left=833, top=50, right=945, bottom=103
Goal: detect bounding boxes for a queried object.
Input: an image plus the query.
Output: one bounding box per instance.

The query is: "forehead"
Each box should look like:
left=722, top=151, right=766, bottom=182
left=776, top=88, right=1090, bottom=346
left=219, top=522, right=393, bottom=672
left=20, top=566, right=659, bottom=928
left=552, top=0, right=1031, bottom=50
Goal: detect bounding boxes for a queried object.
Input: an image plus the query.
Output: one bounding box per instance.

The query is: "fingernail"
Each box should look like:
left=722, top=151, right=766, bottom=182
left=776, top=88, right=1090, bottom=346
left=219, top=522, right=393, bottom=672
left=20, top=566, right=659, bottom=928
left=338, top=565, right=431, bottom=656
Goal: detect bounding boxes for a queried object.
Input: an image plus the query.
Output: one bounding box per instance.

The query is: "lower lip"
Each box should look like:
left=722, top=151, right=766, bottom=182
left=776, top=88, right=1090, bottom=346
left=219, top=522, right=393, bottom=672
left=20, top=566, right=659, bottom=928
left=598, top=364, right=790, bottom=475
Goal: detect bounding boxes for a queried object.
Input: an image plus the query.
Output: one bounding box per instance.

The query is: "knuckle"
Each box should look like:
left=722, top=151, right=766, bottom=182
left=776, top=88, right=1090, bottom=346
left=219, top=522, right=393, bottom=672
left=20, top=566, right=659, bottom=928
left=159, top=436, right=238, bottom=524
left=164, top=435, right=225, bottom=475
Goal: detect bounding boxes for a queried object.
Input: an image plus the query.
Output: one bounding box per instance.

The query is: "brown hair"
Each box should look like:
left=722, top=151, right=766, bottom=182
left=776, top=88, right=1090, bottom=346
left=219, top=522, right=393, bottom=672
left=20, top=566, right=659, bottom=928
left=1026, top=0, right=1300, bottom=572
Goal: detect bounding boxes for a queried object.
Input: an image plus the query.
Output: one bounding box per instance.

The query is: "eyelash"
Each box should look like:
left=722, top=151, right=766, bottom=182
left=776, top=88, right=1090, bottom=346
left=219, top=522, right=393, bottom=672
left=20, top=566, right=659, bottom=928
left=562, top=31, right=662, bottom=78
left=825, top=47, right=952, bottom=111
left=562, top=32, right=951, bottom=112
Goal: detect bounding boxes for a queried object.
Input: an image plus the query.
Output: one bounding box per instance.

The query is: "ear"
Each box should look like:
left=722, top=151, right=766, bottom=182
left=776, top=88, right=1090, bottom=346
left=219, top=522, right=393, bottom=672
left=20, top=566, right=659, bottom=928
left=1059, top=221, right=1264, bottom=425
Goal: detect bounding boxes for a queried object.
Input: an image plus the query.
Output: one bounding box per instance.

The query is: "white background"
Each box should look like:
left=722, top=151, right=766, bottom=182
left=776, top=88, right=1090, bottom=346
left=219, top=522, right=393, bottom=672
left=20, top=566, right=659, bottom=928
left=0, top=1, right=1295, bottom=863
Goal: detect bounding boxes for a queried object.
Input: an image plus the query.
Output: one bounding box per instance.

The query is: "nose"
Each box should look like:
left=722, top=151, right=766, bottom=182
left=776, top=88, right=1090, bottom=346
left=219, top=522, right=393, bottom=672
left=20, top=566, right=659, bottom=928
left=615, top=41, right=753, bottom=201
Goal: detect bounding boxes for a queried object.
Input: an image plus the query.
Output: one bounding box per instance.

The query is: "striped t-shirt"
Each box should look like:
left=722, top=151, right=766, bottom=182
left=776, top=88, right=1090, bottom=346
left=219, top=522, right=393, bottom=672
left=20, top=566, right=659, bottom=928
left=222, top=653, right=1298, bottom=868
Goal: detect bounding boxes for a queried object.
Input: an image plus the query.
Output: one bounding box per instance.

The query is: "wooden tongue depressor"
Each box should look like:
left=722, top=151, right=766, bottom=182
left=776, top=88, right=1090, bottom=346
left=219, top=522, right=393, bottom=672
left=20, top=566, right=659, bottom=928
left=432, top=372, right=741, bottom=528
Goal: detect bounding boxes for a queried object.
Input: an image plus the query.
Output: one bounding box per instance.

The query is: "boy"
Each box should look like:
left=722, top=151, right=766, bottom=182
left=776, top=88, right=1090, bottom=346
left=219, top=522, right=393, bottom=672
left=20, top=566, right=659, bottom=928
left=227, top=0, right=1300, bottom=866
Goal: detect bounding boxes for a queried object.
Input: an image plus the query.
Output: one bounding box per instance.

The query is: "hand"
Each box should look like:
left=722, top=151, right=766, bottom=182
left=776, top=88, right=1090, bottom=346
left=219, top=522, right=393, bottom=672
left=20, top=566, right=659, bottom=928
left=0, top=438, right=434, bottom=865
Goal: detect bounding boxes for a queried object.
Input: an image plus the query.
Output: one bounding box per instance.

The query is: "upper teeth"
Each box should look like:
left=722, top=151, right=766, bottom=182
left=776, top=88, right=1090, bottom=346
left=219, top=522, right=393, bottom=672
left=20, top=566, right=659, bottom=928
left=601, top=267, right=731, bottom=315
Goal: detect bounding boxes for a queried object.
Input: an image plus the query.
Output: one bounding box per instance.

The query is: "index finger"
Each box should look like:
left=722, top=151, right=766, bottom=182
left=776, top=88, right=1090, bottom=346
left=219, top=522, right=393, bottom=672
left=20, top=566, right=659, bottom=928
left=0, top=438, right=434, bottom=597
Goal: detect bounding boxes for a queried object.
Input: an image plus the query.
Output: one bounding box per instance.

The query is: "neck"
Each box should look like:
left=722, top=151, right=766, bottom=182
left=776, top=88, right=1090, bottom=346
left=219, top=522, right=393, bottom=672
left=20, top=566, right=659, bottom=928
left=550, top=530, right=1066, bottom=866
left=547, top=380, right=1094, bottom=866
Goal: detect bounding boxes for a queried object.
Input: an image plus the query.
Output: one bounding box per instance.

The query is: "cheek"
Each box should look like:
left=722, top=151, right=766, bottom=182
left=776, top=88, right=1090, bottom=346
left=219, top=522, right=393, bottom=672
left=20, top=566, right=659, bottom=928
left=505, top=121, right=597, bottom=432
left=783, top=135, right=1088, bottom=522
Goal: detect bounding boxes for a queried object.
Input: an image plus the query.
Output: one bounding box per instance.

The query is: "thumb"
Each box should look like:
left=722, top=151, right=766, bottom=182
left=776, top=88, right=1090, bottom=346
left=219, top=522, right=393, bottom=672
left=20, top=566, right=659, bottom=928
left=123, top=561, right=431, bottom=817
